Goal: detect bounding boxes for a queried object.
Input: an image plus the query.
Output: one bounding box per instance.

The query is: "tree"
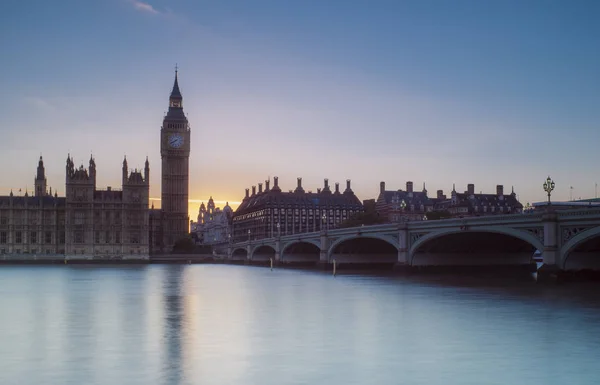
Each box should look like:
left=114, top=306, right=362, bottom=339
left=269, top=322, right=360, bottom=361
left=172, top=236, right=196, bottom=253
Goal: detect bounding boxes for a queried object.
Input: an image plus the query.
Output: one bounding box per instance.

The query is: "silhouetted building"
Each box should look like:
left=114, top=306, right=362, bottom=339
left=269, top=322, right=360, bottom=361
left=190, top=197, right=233, bottom=244
left=232, top=177, right=363, bottom=242
left=435, top=184, right=523, bottom=216
left=376, top=181, right=435, bottom=222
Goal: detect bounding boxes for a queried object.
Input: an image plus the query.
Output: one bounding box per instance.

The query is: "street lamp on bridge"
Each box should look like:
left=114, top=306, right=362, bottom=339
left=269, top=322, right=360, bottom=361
left=322, top=214, right=327, bottom=231
left=543, top=176, right=555, bottom=205
left=247, top=229, right=251, bottom=242
left=276, top=222, right=280, bottom=237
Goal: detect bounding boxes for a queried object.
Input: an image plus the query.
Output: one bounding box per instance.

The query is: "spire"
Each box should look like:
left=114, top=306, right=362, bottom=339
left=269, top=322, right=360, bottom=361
left=170, top=65, right=182, bottom=100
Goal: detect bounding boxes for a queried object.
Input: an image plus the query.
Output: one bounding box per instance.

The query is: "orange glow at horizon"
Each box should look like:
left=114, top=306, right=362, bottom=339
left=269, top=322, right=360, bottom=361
left=149, top=198, right=241, bottom=222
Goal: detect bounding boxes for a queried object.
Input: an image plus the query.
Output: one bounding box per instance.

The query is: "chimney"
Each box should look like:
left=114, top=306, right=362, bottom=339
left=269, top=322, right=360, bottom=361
left=496, top=185, right=504, bottom=196
left=265, top=179, right=270, bottom=191
left=335, top=183, right=340, bottom=194
left=345, top=179, right=352, bottom=193
left=252, top=186, right=256, bottom=196
left=406, top=181, right=413, bottom=193
left=317, top=188, right=322, bottom=193
left=258, top=183, right=263, bottom=193
left=437, top=190, right=444, bottom=200
left=245, top=188, right=249, bottom=199
left=297, top=177, right=302, bottom=189
left=274, top=176, right=279, bottom=188
left=380, top=181, right=385, bottom=194
left=467, top=184, right=475, bottom=196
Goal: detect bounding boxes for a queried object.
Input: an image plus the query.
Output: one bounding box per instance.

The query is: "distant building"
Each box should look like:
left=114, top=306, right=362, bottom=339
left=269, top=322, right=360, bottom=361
left=190, top=197, right=233, bottom=245
left=232, top=177, right=363, bottom=242
left=435, top=184, right=523, bottom=216
left=376, top=181, right=435, bottom=222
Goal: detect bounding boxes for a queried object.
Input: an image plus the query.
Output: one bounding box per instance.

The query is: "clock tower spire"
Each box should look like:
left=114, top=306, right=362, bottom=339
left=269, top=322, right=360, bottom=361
left=159, top=67, right=191, bottom=251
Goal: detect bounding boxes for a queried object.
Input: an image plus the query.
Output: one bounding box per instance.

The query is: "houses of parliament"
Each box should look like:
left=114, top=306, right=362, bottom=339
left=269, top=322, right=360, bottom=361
left=0, top=71, right=190, bottom=258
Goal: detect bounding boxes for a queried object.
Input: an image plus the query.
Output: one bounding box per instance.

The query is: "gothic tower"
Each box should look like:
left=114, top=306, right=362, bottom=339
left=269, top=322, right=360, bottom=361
left=160, top=68, right=191, bottom=247
left=35, top=155, right=47, bottom=197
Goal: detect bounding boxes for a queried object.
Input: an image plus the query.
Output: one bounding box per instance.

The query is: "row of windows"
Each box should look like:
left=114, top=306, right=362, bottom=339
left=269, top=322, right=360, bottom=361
left=0, top=231, right=59, bottom=244
left=235, top=209, right=359, bottom=221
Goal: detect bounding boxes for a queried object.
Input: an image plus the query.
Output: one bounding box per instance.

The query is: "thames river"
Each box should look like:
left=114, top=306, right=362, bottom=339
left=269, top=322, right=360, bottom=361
left=1, top=265, right=600, bottom=385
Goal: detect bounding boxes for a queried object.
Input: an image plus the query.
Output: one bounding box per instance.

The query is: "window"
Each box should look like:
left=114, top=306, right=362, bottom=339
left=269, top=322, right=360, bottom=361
left=115, top=232, right=121, bottom=244
left=15, top=231, right=22, bottom=244
left=74, top=231, right=84, bottom=244
left=30, top=232, right=37, bottom=244
left=0, top=217, right=7, bottom=225
left=0, top=232, right=6, bottom=244
left=105, top=231, right=110, bottom=244
left=95, top=231, right=100, bottom=244
left=59, top=232, right=65, bottom=244
left=45, top=232, right=52, bottom=244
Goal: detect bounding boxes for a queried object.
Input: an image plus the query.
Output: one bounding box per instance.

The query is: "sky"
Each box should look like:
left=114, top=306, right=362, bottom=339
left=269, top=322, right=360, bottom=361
left=1, top=0, right=600, bottom=219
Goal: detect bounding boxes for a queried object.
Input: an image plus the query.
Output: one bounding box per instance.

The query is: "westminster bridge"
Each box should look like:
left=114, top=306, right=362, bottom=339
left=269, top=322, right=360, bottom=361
left=227, top=208, right=600, bottom=275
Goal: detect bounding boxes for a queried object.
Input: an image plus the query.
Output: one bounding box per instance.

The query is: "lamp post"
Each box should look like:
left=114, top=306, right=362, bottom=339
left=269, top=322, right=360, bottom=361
left=247, top=229, right=251, bottom=242
left=543, top=176, right=555, bottom=205
left=400, top=199, right=407, bottom=222
left=322, top=214, right=327, bottom=232
left=276, top=222, right=280, bottom=238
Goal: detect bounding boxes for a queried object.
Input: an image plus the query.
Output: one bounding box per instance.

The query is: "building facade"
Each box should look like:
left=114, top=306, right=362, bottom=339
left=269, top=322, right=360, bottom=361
left=150, top=70, right=192, bottom=253
left=376, top=181, right=436, bottom=222
left=232, top=177, right=363, bottom=242
left=0, top=155, right=149, bottom=258
left=436, top=184, right=523, bottom=216
left=190, top=197, right=233, bottom=245
left=377, top=181, right=523, bottom=221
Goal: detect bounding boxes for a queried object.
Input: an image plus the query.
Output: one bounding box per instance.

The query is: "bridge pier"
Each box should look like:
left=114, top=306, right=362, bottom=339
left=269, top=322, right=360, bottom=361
left=538, top=210, right=563, bottom=283
left=394, top=225, right=410, bottom=273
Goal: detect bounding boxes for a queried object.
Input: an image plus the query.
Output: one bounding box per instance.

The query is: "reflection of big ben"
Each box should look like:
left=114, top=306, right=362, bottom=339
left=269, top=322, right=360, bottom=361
left=161, top=69, right=191, bottom=247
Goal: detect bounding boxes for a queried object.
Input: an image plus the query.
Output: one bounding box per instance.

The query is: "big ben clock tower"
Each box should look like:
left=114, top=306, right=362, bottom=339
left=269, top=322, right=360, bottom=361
left=161, top=68, right=191, bottom=247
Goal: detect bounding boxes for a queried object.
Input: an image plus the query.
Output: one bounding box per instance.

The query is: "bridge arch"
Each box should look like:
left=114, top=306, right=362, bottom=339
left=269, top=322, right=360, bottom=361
left=231, top=247, right=248, bottom=261
left=328, top=234, right=399, bottom=257
left=280, top=240, right=321, bottom=264
left=560, top=225, right=600, bottom=270
left=250, top=244, right=276, bottom=261
left=327, top=235, right=398, bottom=264
left=410, top=227, right=543, bottom=266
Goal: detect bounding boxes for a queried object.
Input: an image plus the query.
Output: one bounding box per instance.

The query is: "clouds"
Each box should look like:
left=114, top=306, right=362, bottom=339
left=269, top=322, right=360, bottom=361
left=129, top=0, right=159, bottom=15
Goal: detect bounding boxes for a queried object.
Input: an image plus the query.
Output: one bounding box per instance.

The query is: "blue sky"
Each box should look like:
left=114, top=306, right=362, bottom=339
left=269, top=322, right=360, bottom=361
left=1, top=0, right=599, bottom=216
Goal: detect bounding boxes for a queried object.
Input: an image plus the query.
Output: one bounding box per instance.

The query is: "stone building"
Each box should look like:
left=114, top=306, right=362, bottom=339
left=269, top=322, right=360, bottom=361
left=232, top=177, right=363, bottom=242
left=190, top=197, right=233, bottom=245
left=0, top=155, right=149, bottom=258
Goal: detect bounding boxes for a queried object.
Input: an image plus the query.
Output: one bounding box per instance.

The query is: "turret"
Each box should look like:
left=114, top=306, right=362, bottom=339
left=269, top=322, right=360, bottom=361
left=35, top=155, right=47, bottom=197
left=144, top=156, right=150, bottom=185
left=380, top=181, right=385, bottom=194
left=122, top=156, right=128, bottom=184
left=89, top=154, right=96, bottom=188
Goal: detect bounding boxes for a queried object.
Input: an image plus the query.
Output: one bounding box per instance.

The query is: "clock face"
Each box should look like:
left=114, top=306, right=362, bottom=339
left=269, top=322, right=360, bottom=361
left=168, top=134, right=184, bottom=148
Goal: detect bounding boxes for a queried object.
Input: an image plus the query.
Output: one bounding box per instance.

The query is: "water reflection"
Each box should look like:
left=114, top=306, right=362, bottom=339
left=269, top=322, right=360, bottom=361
left=1, top=265, right=600, bottom=385
left=161, top=265, right=186, bottom=385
